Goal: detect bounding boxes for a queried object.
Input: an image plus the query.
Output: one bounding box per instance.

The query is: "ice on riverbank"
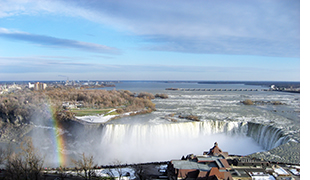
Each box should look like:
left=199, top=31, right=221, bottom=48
left=75, top=109, right=136, bottom=123
left=75, top=109, right=117, bottom=123
left=76, top=114, right=117, bottom=123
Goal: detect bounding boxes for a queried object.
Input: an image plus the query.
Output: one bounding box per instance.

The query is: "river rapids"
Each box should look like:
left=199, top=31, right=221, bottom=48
left=31, top=83, right=300, bottom=166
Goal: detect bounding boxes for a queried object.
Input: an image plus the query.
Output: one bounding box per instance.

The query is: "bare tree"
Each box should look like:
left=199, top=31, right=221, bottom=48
left=56, top=166, right=71, bottom=180
left=132, top=164, right=146, bottom=180
left=5, top=151, right=25, bottom=180
left=114, top=159, right=123, bottom=180
left=71, top=152, right=97, bottom=180
left=108, top=159, right=131, bottom=180
left=20, top=138, right=44, bottom=180
left=4, top=138, right=44, bottom=180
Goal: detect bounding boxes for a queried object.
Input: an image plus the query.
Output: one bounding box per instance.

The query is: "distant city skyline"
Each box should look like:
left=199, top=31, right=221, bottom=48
left=0, top=0, right=300, bottom=81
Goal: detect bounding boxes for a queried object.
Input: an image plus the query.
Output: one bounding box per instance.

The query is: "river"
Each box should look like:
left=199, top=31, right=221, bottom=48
left=32, top=81, right=300, bottom=166
left=96, top=82, right=299, bottom=164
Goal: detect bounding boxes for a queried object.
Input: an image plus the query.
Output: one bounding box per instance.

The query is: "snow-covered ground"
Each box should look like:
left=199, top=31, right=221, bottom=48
left=75, top=109, right=117, bottom=123
left=75, top=109, right=134, bottom=123
left=76, top=114, right=117, bottom=123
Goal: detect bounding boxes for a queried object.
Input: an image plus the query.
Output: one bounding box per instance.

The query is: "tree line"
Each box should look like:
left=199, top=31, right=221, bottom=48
left=0, top=137, right=44, bottom=180
left=0, top=88, right=157, bottom=125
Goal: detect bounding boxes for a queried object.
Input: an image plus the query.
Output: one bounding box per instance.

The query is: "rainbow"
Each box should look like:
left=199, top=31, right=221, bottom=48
left=49, top=103, right=67, bottom=167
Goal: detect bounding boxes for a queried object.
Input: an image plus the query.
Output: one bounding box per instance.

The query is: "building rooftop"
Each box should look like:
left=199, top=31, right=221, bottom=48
left=196, top=155, right=224, bottom=162
left=205, top=142, right=229, bottom=158
left=167, top=142, right=300, bottom=180
left=170, top=160, right=214, bottom=171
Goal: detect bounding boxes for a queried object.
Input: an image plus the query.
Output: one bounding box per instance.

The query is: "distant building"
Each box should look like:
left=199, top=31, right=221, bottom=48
left=0, top=83, right=22, bottom=94
left=62, top=101, right=84, bottom=110
left=28, top=82, right=34, bottom=88
left=34, top=82, right=47, bottom=90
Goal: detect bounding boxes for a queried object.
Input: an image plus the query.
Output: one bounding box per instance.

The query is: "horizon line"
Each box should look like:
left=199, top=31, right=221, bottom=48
left=0, top=80, right=301, bottom=83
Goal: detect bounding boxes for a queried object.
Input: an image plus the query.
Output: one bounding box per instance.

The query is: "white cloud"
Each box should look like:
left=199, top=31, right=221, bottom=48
left=0, top=28, right=121, bottom=54
left=0, top=0, right=300, bottom=57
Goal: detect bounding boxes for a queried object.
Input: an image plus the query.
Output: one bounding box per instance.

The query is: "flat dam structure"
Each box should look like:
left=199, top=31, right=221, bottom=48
left=165, top=88, right=270, bottom=91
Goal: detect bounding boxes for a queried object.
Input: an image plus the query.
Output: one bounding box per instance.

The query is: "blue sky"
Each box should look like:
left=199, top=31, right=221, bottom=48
left=0, top=0, right=300, bottom=81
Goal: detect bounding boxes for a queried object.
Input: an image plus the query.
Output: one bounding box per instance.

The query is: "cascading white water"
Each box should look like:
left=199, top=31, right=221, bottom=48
left=99, top=120, right=291, bottom=164
left=246, top=122, right=291, bottom=150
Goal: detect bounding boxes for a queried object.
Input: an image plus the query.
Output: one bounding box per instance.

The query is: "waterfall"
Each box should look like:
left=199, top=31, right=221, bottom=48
left=101, top=120, right=290, bottom=150
left=198, top=120, right=291, bottom=150
left=246, top=122, right=291, bottom=150
left=99, top=120, right=291, bottom=163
